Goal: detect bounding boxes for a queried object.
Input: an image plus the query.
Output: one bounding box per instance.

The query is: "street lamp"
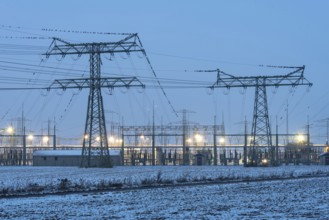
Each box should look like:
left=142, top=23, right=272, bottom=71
left=43, top=136, right=49, bottom=143
left=27, top=134, right=34, bottom=146
left=6, top=125, right=15, bottom=147
left=218, top=137, right=226, bottom=165
left=28, top=134, right=34, bottom=141
left=108, top=135, right=117, bottom=147
left=6, top=126, right=14, bottom=134
left=27, top=134, right=34, bottom=142
left=117, top=138, right=123, bottom=144
left=296, top=134, right=305, bottom=143
left=219, top=137, right=225, bottom=145
left=295, top=134, right=306, bottom=165
left=109, top=135, right=115, bottom=143
left=194, top=134, right=204, bottom=143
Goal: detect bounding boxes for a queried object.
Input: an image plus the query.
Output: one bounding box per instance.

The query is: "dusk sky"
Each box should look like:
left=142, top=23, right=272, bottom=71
left=0, top=1, right=328, bottom=143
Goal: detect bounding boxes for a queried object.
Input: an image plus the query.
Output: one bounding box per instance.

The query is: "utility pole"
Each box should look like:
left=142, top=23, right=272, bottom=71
left=53, top=118, right=56, bottom=150
left=182, top=110, right=187, bottom=165
left=47, top=119, right=50, bottom=148
left=326, top=119, right=329, bottom=146
left=286, top=101, right=289, bottom=145
left=197, top=66, right=312, bottom=166
left=44, top=35, right=145, bottom=167
left=22, top=109, right=26, bottom=166
left=275, top=116, right=279, bottom=166
left=243, top=116, right=247, bottom=166
left=213, top=115, right=217, bottom=165
left=307, top=115, right=310, bottom=164
left=177, top=109, right=195, bottom=165
left=121, top=118, right=125, bottom=166
left=152, top=102, right=155, bottom=166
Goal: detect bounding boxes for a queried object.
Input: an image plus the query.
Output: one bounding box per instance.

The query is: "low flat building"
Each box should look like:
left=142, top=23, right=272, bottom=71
left=193, top=153, right=211, bottom=165
left=33, top=150, right=121, bottom=167
left=319, top=152, right=329, bottom=165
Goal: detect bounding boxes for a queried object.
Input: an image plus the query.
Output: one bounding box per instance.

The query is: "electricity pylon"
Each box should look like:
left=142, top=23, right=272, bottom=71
left=197, top=66, right=312, bottom=166
left=44, top=34, right=145, bottom=167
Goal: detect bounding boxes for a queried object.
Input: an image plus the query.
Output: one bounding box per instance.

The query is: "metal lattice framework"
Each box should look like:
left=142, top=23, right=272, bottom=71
left=200, top=66, right=312, bottom=166
left=48, top=77, right=144, bottom=90
left=250, top=78, right=272, bottom=165
left=44, top=35, right=145, bottom=167
left=45, top=35, right=143, bottom=56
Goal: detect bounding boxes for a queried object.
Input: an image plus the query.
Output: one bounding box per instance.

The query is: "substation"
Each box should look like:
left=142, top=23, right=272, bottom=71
left=0, top=31, right=328, bottom=167
left=0, top=120, right=326, bottom=166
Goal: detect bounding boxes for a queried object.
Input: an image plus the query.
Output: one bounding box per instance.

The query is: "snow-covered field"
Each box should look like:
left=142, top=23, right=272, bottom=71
left=1, top=176, right=328, bottom=219
left=1, top=165, right=329, bottom=197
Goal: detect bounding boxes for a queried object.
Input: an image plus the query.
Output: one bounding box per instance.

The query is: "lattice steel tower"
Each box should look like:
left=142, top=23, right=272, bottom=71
left=44, top=35, right=145, bottom=167
left=250, top=77, right=272, bottom=166
left=198, top=66, right=312, bottom=166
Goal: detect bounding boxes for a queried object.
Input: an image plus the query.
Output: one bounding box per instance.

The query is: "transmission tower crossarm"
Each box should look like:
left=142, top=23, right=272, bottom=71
left=43, top=34, right=144, bottom=57
left=209, top=66, right=312, bottom=89
left=47, top=77, right=145, bottom=90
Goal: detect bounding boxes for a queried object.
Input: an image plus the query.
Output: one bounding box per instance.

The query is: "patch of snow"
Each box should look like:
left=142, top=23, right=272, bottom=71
left=0, top=177, right=328, bottom=219
left=0, top=165, right=328, bottom=197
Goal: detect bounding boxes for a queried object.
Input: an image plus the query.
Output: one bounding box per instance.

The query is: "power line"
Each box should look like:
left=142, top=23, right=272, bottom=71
left=41, top=28, right=134, bottom=36
left=0, top=25, right=50, bottom=38
left=149, top=51, right=260, bottom=67
left=0, top=58, right=215, bottom=90
left=137, top=36, right=178, bottom=117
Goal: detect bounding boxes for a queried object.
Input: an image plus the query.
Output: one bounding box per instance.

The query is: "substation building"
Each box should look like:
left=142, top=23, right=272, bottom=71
left=319, top=152, right=329, bottom=165
left=33, top=150, right=121, bottom=167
